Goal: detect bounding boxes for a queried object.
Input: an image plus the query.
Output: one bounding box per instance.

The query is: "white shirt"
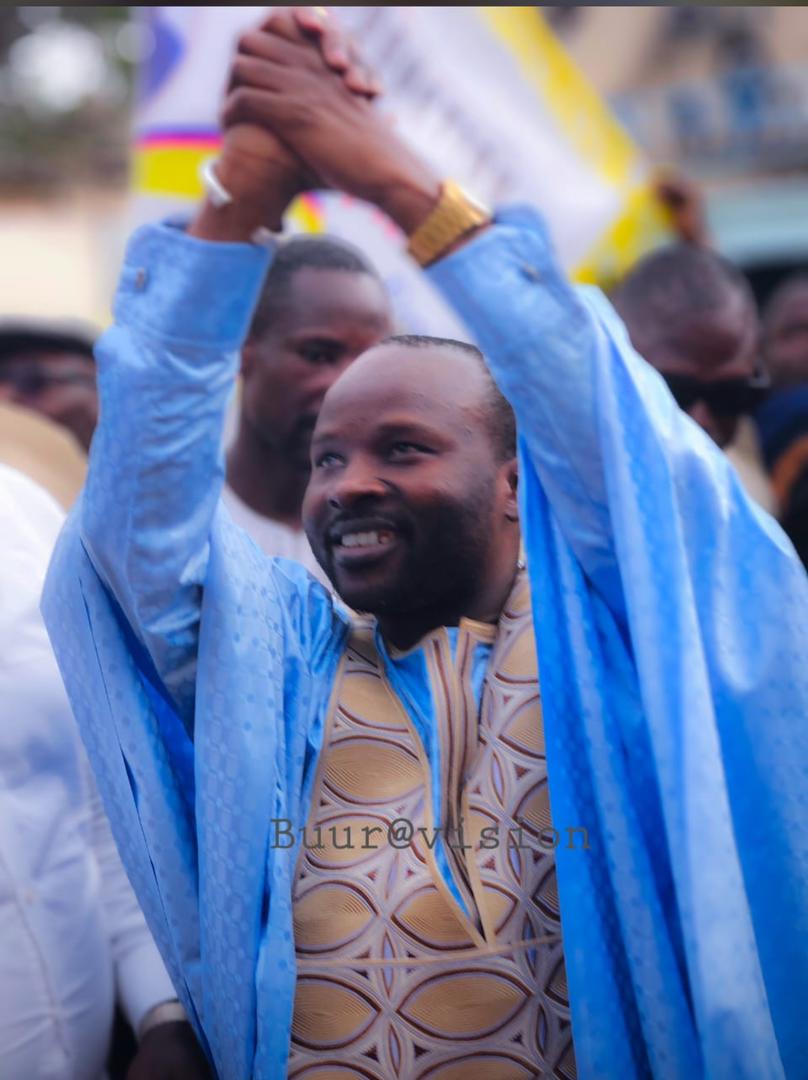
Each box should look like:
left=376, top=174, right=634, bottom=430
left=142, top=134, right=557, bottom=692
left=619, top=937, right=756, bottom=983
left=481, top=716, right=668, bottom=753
left=0, top=465, right=177, bottom=1080
left=221, top=483, right=329, bottom=584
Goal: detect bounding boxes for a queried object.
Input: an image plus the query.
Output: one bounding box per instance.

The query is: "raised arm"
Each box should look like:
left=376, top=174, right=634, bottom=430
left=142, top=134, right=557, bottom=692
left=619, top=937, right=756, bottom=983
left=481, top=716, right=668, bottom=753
left=80, top=10, right=377, bottom=724
left=82, top=230, right=270, bottom=724
left=423, top=211, right=788, bottom=614
left=427, top=215, right=625, bottom=608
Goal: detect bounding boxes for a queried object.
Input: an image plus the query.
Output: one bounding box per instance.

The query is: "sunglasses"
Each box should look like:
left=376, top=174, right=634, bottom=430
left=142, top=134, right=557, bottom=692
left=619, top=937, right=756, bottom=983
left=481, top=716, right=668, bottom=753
left=2, top=366, right=96, bottom=397
left=661, top=372, right=770, bottom=416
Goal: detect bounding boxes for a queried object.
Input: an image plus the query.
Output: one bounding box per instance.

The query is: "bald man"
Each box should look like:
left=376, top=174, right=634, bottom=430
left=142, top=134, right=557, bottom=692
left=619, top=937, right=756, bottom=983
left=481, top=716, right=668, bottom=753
left=612, top=244, right=768, bottom=448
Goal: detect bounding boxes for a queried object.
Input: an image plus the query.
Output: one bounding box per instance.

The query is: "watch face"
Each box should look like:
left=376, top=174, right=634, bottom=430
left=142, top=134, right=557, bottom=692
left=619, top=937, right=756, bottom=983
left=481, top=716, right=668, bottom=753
left=447, top=180, right=490, bottom=218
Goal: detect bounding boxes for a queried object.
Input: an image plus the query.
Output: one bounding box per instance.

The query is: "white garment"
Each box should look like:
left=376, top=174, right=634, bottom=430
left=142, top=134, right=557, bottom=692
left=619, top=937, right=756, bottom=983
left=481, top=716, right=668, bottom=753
left=221, top=483, right=329, bottom=584
left=0, top=465, right=177, bottom=1080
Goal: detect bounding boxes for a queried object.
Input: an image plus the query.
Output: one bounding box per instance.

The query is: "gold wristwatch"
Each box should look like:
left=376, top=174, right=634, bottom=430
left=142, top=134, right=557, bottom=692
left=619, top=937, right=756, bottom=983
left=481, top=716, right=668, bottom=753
left=406, top=179, right=491, bottom=268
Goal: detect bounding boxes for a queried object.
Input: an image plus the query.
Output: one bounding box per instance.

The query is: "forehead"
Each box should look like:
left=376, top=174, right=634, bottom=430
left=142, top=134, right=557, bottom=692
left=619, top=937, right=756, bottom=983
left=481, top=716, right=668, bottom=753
left=280, top=267, right=391, bottom=335
left=315, top=344, right=488, bottom=437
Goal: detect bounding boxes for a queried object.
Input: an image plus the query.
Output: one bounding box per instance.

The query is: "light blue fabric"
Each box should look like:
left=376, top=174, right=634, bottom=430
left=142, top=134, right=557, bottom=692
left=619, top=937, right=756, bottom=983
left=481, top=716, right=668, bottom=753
left=42, top=210, right=808, bottom=1079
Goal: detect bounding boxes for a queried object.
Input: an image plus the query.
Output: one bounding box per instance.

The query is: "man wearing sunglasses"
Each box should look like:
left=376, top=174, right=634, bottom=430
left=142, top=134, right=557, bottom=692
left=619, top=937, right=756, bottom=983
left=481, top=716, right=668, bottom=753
left=0, top=319, right=99, bottom=454
left=613, top=243, right=768, bottom=449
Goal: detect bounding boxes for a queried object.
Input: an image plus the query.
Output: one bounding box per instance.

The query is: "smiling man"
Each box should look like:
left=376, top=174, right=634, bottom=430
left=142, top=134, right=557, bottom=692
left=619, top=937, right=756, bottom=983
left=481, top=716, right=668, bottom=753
left=305, top=334, right=519, bottom=640
left=41, top=9, right=808, bottom=1080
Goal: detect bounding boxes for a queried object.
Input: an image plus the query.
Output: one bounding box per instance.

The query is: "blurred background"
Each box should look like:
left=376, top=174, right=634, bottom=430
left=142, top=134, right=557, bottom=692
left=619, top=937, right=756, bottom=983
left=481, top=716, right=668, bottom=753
left=0, top=5, right=133, bottom=324
left=1, top=5, right=807, bottom=325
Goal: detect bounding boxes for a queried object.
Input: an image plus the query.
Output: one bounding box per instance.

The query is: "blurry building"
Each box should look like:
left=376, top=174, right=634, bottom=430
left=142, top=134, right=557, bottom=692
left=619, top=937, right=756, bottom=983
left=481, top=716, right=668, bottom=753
left=548, top=5, right=808, bottom=303
left=0, top=6, right=133, bottom=326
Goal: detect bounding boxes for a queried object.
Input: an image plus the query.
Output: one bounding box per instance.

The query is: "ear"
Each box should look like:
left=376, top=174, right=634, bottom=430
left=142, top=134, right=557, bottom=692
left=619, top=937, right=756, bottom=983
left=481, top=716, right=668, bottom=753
left=502, top=457, right=519, bottom=522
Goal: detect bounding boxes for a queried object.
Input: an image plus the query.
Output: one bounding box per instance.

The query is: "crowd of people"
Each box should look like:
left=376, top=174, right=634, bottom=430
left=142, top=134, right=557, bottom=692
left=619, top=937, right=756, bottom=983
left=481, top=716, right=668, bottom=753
left=2, top=7, right=807, bottom=1079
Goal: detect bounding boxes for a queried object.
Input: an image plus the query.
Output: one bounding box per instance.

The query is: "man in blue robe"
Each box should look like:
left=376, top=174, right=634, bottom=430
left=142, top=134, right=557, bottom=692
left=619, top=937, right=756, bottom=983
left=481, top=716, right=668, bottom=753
left=42, top=11, right=808, bottom=1080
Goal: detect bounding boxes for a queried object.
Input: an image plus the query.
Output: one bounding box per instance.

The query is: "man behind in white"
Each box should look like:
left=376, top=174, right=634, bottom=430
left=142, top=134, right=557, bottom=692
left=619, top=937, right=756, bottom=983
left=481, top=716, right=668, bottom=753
left=0, top=464, right=209, bottom=1079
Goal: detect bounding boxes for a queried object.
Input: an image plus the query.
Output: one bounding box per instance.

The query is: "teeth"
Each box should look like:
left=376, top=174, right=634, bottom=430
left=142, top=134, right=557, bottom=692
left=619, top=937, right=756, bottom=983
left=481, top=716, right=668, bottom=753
left=340, top=530, right=392, bottom=548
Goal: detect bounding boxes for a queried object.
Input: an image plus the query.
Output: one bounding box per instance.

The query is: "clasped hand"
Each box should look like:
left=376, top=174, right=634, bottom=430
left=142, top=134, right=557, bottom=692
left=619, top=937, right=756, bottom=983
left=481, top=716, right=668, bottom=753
left=208, top=6, right=439, bottom=237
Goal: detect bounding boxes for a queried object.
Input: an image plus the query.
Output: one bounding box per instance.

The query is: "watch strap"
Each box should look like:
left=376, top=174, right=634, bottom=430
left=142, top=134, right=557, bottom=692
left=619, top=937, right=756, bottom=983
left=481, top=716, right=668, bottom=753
left=406, top=179, right=491, bottom=267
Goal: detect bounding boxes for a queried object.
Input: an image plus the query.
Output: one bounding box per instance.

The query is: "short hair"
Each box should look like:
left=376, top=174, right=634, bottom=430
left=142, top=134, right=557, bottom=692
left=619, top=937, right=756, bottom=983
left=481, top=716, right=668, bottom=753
left=0, top=320, right=96, bottom=369
left=249, top=234, right=382, bottom=340
left=380, top=333, right=517, bottom=462
left=612, top=243, right=755, bottom=346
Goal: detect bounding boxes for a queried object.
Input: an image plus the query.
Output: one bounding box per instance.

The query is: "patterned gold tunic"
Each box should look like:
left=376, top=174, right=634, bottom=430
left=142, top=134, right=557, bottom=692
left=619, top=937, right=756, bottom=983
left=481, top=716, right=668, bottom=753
left=288, top=575, right=576, bottom=1079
